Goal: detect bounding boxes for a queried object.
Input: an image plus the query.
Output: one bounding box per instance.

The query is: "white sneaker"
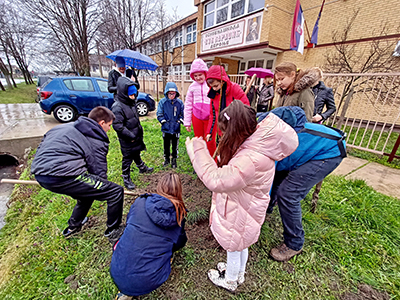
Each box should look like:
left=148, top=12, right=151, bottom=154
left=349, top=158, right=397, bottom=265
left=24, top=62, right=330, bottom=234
left=208, top=269, right=237, bottom=292
left=216, top=262, right=245, bottom=285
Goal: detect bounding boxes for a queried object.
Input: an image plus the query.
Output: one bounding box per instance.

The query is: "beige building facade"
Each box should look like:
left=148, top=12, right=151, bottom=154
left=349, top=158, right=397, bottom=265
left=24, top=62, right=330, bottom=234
left=194, top=0, right=400, bottom=73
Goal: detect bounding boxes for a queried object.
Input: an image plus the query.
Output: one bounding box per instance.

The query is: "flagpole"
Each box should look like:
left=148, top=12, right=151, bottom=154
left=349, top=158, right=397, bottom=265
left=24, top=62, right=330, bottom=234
left=303, top=19, right=312, bottom=43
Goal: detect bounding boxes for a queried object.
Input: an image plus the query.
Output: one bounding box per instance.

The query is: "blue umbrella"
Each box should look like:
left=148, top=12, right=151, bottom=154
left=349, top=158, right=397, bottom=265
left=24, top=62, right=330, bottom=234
left=106, top=49, right=158, bottom=71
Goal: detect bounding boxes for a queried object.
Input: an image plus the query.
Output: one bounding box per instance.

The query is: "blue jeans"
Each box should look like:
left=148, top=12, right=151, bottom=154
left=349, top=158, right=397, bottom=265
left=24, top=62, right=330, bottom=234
left=270, top=157, right=343, bottom=251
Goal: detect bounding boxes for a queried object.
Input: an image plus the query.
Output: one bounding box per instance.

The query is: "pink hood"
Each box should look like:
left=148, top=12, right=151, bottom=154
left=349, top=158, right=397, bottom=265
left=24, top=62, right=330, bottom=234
left=187, top=113, right=298, bottom=251
left=190, top=58, right=208, bottom=80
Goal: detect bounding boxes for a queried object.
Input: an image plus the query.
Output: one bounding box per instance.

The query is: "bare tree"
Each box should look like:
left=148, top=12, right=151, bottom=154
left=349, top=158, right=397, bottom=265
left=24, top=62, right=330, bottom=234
left=0, top=0, right=35, bottom=85
left=324, top=9, right=400, bottom=111
left=18, top=0, right=102, bottom=76
left=97, top=0, right=157, bottom=56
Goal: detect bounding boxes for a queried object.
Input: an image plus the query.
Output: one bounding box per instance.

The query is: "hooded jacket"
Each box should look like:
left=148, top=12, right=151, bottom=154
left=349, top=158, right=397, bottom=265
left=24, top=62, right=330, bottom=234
left=31, top=117, right=109, bottom=179
left=206, top=65, right=250, bottom=136
left=110, top=193, right=187, bottom=296
left=275, top=69, right=318, bottom=122
left=187, top=113, right=298, bottom=251
left=270, top=106, right=346, bottom=171
left=257, top=83, right=274, bottom=107
left=111, top=77, right=146, bottom=152
left=157, top=82, right=184, bottom=134
left=183, top=59, right=210, bottom=126
left=108, top=68, right=139, bottom=95
left=312, top=81, right=336, bottom=121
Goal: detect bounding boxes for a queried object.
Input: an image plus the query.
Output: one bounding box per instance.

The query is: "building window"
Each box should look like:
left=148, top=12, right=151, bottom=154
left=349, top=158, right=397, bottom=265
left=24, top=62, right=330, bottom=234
left=266, top=59, right=273, bottom=69
left=248, top=0, right=264, bottom=13
left=186, top=23, right=197, bottom=44
left=185, top=65, right=191, bottom=75
left=231, top=0, right=245, bottom=18
left=204, top=0, right=265, bottom=29
left=256, top=59, right=264, bottom=68
left=175, top=30, right=182, bottom=47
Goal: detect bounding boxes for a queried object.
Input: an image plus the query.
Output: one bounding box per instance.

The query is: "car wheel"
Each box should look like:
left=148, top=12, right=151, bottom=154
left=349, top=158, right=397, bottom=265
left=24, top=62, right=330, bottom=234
left=53, top=105, right=77, bottom=123
left=136, top=101, right=149, bottom=116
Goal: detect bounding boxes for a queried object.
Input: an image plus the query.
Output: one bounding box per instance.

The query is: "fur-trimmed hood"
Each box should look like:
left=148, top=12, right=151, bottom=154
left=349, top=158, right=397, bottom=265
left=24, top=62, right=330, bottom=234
left=276, top=68, right=321, bottom=95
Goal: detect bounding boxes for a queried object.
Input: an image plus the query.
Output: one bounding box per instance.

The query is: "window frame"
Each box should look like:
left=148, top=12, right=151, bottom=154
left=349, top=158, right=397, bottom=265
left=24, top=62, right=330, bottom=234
left=203, top=0, right=264, bottom=30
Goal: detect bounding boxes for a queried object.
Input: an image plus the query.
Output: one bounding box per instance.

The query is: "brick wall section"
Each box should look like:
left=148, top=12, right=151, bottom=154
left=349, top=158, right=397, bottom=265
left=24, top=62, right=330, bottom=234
left=196, top=0, right=400, bottom=71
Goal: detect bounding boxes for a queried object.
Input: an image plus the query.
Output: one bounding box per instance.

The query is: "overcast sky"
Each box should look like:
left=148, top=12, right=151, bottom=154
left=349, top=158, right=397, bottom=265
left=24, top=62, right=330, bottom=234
left=164, top=0, right=197, bottom=19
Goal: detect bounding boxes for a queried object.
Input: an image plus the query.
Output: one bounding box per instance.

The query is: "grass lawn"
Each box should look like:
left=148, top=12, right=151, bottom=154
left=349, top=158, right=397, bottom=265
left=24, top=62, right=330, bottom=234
left=0, top=81, right=37, bottom=104
left=0, top=118, right=398, bottom=299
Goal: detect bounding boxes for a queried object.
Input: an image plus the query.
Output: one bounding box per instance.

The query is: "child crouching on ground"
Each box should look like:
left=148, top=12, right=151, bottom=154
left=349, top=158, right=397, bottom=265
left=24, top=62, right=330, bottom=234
left=157, top=82, right=184, bottom=168
left=110, top=173, right=187, bottom=299
left=186, top=101, right=298, bottom=292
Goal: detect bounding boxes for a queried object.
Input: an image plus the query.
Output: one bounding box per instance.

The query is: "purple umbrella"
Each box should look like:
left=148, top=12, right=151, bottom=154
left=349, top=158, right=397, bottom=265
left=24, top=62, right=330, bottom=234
left=244, top=67, right=274, bottom=78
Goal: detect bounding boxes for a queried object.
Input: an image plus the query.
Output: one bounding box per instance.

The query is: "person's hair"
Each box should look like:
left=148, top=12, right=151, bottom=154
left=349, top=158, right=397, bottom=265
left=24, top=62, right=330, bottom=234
left=88, top=106, right=115, bottom=123
left=274, top=62, right=305, bottom=95
left=156, top=173, right=187, bottom=227
left=216, top=100, right=257, bottom=167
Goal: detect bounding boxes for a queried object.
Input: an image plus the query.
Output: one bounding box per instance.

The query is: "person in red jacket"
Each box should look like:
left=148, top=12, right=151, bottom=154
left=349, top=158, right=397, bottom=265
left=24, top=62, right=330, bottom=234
left=205, top=65, right=250, bottom=146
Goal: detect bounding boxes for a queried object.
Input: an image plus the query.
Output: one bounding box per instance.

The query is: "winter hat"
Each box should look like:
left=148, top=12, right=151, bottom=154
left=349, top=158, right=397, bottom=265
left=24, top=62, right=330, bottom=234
left=128, top=85, right=137, bottom=96
left=116, top=57, right=126, bottom=68
left=190, top=58, right=208, bottom=80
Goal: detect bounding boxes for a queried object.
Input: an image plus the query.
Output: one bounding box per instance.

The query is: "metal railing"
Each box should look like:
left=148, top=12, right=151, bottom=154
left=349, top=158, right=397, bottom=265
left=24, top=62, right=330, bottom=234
left=323, top=73, right=400, bottom=159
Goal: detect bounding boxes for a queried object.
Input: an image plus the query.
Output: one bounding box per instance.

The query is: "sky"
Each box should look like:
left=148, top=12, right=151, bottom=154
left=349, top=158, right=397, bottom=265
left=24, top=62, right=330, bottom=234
left=164, top=0, right=197, bottom=19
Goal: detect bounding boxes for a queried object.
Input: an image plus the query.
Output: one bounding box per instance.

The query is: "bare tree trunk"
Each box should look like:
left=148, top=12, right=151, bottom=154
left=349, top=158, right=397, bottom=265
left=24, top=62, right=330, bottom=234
left=0, top=58, right=13, bottom=90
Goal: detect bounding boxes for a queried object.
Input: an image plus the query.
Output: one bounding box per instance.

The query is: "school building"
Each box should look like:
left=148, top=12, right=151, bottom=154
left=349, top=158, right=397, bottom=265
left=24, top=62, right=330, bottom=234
left=194, top=0, right=399, bottom=74
left=137, top=0, right=399, bottom=99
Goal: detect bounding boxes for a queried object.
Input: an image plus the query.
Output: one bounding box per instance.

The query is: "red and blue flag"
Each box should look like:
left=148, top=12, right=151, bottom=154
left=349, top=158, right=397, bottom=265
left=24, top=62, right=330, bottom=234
left=290, top=0, right=305, bottom=54
left=310, top=0, right=325, bottom=45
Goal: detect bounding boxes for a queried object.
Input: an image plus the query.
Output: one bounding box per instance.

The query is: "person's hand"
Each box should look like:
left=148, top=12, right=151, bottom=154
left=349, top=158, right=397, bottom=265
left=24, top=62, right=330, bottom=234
left=312, top=114, right=323, bottom=123
left=131, top=75, right=135, bottom=81
left=206, top=134, right=212, bottom=142
left=185, top=137, right=194, bottom=159
left=185, top=126, right=191, bottom=132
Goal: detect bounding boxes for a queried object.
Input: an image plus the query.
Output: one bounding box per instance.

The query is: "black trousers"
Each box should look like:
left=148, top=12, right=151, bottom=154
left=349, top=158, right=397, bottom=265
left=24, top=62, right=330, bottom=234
left=121, top=149, right=142, bottom=175
left=163, top=133, right=179, bottom=158
left=37, top=173, right=124, bottom=229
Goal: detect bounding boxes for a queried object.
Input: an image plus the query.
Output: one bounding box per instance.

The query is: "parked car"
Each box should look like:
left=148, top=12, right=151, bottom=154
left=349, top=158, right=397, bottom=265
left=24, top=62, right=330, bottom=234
left=38, top=76, right=156, bottom=122
left=36, top=75, right=52, bottom=102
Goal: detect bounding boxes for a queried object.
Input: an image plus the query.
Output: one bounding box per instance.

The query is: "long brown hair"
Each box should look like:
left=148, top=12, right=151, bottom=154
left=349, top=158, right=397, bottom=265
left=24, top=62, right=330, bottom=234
left=274, top=62, right=305, bottom=95
left=216, top=100, right=257, bottom=167
left=156, top=173, right=187, bottom=226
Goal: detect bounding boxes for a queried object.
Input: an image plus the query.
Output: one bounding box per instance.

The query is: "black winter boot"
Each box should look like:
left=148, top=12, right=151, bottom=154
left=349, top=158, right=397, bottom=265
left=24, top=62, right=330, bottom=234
left=137, top=161, right=154, bottom=174
left=163, top=157, right=170, bottom=167
left=122, top=174, right=136, bottom=190
left=171, top=158, right=177, bottom=169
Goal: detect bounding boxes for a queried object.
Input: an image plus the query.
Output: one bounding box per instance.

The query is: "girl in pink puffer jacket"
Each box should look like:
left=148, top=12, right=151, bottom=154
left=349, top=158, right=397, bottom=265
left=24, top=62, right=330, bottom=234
left=186, top=100, right=298, bottom=292
left=184, top=59, right=216, bottom=156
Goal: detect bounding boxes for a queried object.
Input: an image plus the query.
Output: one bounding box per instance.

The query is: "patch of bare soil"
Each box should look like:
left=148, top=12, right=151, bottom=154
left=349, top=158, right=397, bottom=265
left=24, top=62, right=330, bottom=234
left=339, top=284, right=390, bottom=300
left=126, top=171, right=218, bottom=250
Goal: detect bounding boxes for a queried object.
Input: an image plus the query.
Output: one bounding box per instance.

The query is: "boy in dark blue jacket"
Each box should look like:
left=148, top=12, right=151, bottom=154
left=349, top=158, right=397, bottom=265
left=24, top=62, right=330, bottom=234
left=31, top=106, right=124, bottom=244
left=157, top=82, right=184, bottom=168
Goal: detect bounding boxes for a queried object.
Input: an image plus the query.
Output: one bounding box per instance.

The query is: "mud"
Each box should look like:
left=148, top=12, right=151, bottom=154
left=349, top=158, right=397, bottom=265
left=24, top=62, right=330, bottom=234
left=124, top=171, right=217, bottom=249
left=339, top=284, right=390, bottom=300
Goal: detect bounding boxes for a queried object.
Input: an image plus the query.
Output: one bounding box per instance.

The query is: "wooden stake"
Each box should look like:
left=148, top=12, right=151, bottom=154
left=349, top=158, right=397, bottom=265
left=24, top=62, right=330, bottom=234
left=1, top=179, right=138, bottom=196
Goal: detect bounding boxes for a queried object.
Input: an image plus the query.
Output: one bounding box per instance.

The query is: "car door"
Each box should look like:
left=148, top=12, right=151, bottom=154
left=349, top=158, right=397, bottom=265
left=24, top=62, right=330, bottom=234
left=96, top=79, right=114, bottom=108
left=63, top=78, right=102, bottom=113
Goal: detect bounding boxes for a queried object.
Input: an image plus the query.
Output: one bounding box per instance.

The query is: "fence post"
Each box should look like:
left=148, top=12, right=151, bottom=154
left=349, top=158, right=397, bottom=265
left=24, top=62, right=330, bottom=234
left=388, top=134, right=400, bottom=163
left=337, top=87, right=354, bottom=130
left=142, top=76, right=146, bottom=93
left=156, top=75, right=159, bottom=101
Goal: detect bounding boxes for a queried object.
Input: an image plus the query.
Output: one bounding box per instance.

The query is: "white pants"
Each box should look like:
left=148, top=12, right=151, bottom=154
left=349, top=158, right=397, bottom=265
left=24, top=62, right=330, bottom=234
left=225, top=248, right=249, bottom=281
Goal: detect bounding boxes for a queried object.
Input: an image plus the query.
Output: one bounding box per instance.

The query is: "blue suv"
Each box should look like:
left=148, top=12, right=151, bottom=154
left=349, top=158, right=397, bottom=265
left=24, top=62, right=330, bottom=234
left=39, top=76, right=156, bottom=123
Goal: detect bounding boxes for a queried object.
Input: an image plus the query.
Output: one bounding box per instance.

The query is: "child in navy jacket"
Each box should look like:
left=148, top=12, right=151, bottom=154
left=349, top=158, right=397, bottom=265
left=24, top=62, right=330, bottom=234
left=157, top=82, right=184, bottom=168
left=110, top=173, right=187, bottom=299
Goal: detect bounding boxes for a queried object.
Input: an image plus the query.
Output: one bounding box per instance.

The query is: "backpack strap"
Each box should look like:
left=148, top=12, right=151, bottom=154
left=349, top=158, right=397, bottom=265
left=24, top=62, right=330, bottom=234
left=298, top=125, right=347, bottom=158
